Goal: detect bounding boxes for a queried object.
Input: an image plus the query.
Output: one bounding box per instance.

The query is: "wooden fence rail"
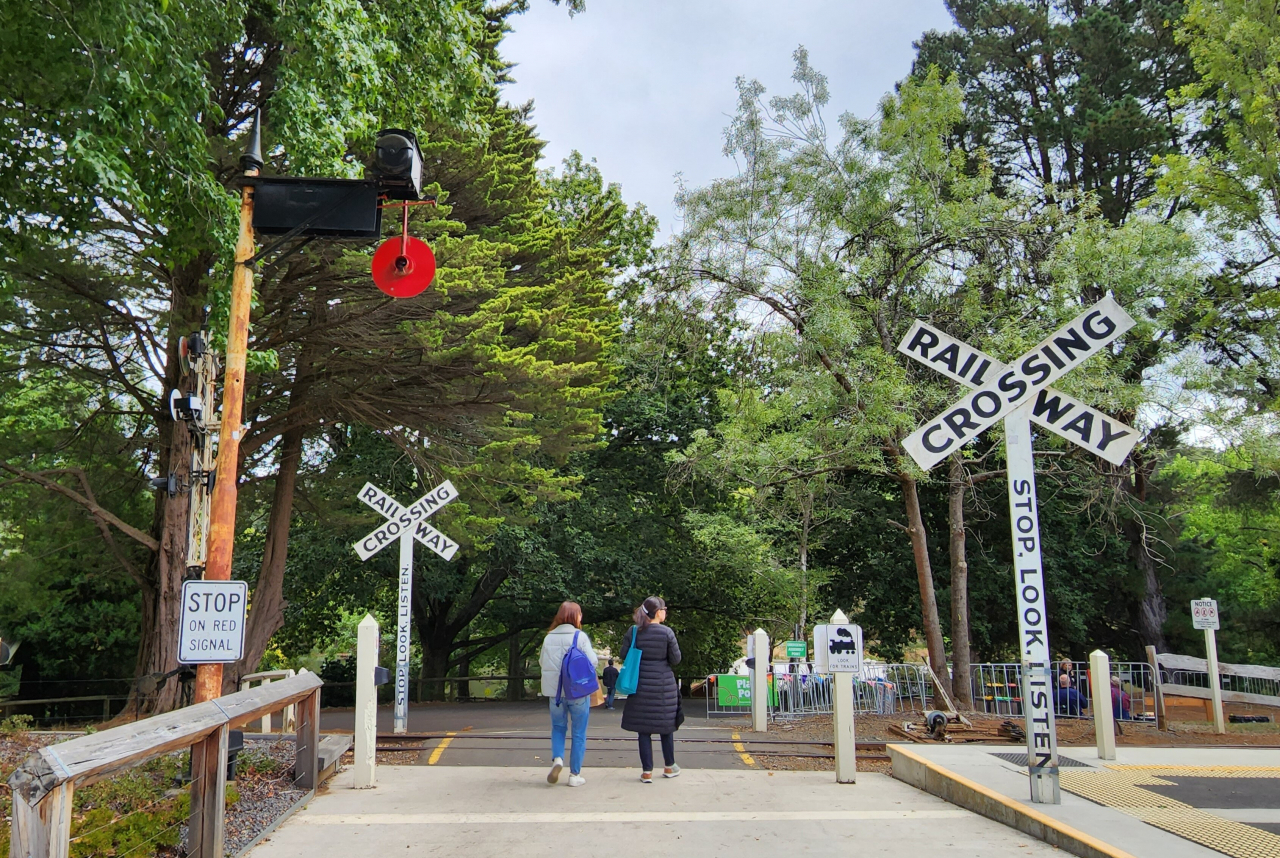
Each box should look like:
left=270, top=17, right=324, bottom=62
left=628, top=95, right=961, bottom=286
left=6, top=671, right=322, bottom=858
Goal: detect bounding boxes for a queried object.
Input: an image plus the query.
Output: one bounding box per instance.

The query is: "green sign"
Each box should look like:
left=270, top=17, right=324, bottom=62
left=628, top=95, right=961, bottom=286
left=717, top=674, right=752, bottom=706
left=784, top=640, right=808, bottom=659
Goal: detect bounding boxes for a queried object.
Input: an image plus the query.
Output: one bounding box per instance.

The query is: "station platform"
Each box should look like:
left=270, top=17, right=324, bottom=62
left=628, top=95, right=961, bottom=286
left=889, top=743, right=1280, bottom=858
left=245, top=764, right=1064, bottom=857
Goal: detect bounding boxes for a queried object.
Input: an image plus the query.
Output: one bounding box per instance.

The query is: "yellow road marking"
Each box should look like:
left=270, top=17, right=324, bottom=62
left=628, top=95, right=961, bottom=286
left=427, top=731, right=456, bottom=765
left=731, top=732, right=755, bottom=767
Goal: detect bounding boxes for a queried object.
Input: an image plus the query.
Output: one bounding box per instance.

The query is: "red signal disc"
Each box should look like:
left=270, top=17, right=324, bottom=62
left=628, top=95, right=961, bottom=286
left=371, top=236, right=436, bottom=298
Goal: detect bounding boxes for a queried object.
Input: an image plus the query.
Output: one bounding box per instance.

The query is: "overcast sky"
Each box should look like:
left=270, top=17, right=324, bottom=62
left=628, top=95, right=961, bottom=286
left=501, top=0, right=955, bottom=238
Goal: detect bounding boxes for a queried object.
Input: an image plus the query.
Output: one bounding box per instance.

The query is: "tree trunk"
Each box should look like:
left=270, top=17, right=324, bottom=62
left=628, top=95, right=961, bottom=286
left=1123, top=516, right=1168, bottom=651
left=127, top=280, right=206, bottom=717
left=506, top=632, right=525, bottom=701
left=226, top=420, right=305, bottom=691
left=456, top=648, right=470, bottom=701
left=947, top=454, right=972, bottom=708
left=900, top=473, right=951, bottom=695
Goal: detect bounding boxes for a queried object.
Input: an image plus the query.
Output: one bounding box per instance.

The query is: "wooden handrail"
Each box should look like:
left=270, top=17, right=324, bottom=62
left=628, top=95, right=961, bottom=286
left=1156, top=651, right=1280, bottom=682
left=7, top=671, right=322, bottom=858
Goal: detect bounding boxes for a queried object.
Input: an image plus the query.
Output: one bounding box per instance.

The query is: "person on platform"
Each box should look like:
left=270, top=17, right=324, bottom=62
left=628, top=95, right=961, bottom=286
left=602, top=658, right=620, bottom=709
left=620, top=596, right=683, bottom=783
left=1053, top=671, right=1088, bottom=717
left=539, top=601, right=597, bottom=787
left=1110, top=675, right=1132, bottom=721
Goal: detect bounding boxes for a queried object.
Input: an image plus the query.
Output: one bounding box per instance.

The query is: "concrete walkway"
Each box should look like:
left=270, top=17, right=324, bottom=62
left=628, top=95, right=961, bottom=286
left=890, top=743, right=1280, bottom=858
left=246, top=765, right=1062, bottom=858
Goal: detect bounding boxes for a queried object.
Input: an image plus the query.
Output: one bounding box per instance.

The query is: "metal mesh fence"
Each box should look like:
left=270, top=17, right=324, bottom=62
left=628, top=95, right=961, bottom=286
left=703, top=664, right=933, bottom=720
left=968, top=661, right=1155, bottom=722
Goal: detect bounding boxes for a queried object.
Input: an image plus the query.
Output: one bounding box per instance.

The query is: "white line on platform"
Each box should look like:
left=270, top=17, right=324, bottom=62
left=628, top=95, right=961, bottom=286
left=297, top=810, right=970, bottom=825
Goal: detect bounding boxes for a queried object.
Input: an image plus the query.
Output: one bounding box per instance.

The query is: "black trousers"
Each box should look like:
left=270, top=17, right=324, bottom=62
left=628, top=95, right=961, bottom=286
left=637, top=732, right=675, bottom=771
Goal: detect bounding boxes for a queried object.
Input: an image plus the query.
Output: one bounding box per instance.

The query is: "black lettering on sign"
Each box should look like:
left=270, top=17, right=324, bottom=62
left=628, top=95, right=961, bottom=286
left=1024, top=607, right=1042, bottom=626
left=957, top=351, right=979, bottom=380
left=1082, top=309, right=1117, bottom=340
left=1021, top=354, right=1051, bottom=385
left=1031, top=389, right=1074, bottom=425
left=1022, top=584, right=1040, bottom=603
left=361, top=485, right=379, bottom=503
left=998, top=371, right=1027, bottom=403
left=1052, top=326, right=1091, bottom=362
left=1098, top=420, right=1132, bottom=451
left=1061, top=410, right=1094, bottom=444
left=1041, top=343, right=1066, bottom=370
left=905, top=326, right=938, bottom=358
left=972, top=390, right=1001, bottom=418
left=1025, top=628, right=1045, bottom=648
left=943, top=407, right=979, bottom=440
left=921, top=424, right=953, bottom=454
left=970, top=357, right=993, bottom=385
left=931, top=343, right=960, bottom=374
left=1013, top=480, right=1031, bottom=496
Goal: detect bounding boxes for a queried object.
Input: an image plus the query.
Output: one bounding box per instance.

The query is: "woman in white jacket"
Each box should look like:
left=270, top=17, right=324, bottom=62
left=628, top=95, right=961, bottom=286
left=539, top=601, right=597, bottom=786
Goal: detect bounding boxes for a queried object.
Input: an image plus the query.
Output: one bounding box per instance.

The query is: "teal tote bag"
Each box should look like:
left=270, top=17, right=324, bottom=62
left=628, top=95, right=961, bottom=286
left=616, top=625, right=642, bottom=695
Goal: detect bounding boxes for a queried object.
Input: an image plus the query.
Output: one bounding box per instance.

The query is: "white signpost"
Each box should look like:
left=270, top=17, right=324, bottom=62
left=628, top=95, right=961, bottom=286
left=814, top=612, right=861, bottom=783
left=898, top=296, right=1139, bottom=804
left=353, top=479, right=460, bottom=734
left=178, top=580, right=248, bottom=665
left=1192, top=598, right=1226, bottom=734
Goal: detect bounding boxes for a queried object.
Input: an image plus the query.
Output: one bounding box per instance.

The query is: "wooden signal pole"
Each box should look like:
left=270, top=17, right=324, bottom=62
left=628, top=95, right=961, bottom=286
left=195, top=111, right=263, bottom=704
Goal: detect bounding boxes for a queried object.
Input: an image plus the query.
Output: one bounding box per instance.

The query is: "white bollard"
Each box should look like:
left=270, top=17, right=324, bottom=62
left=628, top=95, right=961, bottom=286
left=1089, top=650, right=1116, bottom=761
left=1205, top=626, right=1226, bottom=734
left=751, top=628, right=769, bottom=733
left=354, top=614, right=380, bottom=788
left=828, top=609, right=857, bottom=783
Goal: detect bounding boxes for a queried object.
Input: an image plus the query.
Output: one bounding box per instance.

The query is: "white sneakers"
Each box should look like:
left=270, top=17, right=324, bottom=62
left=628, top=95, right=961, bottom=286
left=663, top=764, right=681, bottom=778
left=547, top=758, right=563, bottom=784
left=567, top=774, right=586, bottom=787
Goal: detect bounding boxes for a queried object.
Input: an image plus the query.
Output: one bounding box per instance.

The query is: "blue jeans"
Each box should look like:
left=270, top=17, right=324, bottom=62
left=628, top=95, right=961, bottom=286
left=605, top=687, right=616, bottom=708
left=550, top=696, right=590, bottom=774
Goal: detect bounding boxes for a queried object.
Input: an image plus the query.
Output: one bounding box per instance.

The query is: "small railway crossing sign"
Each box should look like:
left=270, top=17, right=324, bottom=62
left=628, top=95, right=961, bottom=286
left=813, top=624, right=862, bottom=674
left=897, top=295, right=1138, bottom=804
left=353, top=479, right=460, bottom=733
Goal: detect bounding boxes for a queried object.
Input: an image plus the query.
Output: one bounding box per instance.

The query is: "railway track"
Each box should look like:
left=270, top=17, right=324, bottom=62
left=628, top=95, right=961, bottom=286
left=371, top=733, right=891, bottom=762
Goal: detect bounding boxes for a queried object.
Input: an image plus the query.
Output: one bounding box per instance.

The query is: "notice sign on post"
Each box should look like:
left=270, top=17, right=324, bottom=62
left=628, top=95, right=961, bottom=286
left=784, top=640, right=808, bottom=659
left=1192, top=599, right=1220, bottom=630
left=179, top=580, right=248, bottom=664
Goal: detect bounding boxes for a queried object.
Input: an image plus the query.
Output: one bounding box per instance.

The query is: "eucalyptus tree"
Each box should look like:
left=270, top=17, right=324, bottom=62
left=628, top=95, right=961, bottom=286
left=668, top=55, right=1069, bottom=690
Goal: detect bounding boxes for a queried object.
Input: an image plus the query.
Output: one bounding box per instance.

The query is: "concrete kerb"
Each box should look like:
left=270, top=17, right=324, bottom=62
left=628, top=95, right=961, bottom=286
left=888, top=744, right=1136, bottom=858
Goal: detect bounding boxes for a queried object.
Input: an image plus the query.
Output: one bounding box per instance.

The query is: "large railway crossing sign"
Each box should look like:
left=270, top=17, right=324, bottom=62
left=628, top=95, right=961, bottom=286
left=897, top=296, right=1139, bottom=803
left=353, top=479, right=460, bottom=733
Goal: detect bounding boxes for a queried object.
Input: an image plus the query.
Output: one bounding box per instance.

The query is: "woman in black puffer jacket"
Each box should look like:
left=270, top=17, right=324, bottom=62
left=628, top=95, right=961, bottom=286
left=619, top=596, right=682, bottom=783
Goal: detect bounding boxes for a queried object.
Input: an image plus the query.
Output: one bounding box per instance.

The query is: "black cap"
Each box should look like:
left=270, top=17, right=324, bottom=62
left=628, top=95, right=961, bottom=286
left=240, top=109, right=264, bottom=173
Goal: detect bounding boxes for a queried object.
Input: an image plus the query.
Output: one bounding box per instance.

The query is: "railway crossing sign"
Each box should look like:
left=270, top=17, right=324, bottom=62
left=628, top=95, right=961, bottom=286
left=898, top=296, right=1139, bottom=804
left=353, top=479, right=460, bottom=733
left=813, top=624, right=863, bottom=674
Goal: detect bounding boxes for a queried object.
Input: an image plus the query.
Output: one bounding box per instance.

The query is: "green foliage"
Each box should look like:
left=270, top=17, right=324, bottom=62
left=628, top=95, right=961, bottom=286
left=0, top=714, right=33, bottom=734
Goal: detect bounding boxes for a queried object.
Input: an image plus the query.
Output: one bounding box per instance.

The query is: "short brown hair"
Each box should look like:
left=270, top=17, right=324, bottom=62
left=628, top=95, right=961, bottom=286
left=550, top=601, right=583, bottom=630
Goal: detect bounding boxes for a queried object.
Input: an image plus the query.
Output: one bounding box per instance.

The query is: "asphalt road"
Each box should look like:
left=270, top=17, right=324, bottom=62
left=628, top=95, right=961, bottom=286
left=319, top=698, right=790, bottom=770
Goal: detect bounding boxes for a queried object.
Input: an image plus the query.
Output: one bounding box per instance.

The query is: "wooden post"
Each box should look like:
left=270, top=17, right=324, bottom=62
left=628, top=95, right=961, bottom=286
left=751, top=628, right=769, bottom=733
left=11, top=782, right=72, bottom=858
left=354, top=614, right=379, bottom=788
left=1089, top=650, right=1116, bottom=761
left=258, top=677, right=272, bottom=733
left=295, top=687, right=320, bottom=790
left=1145, top=645, right=1166, bottom=730
left=196, top=111, right=261, bottom=704
left=187, top=724, right=229, bottom=858
left=1205, top=627, right=1226, bottom=734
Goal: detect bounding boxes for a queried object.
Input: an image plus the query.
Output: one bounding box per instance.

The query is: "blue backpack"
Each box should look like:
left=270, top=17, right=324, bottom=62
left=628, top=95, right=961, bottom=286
left=556, top=630, right=600, bottom=704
